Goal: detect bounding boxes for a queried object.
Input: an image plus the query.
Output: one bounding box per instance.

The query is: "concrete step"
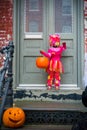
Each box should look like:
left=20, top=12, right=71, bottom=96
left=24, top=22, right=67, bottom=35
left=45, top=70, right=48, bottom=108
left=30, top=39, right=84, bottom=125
left=11, top=101, right=87, bottom=127
left=1, top=125, right=72, bottom=130
left=14, top=100, right=87, bottom=111
left=14, top=89, right=82, bottom=103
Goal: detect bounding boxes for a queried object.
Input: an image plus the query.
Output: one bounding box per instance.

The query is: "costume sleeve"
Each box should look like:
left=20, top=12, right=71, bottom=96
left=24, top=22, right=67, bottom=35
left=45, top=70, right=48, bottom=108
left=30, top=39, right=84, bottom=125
left=40, top=50, right=51, bottom=58
left=60, top=42, right=66, bottom=51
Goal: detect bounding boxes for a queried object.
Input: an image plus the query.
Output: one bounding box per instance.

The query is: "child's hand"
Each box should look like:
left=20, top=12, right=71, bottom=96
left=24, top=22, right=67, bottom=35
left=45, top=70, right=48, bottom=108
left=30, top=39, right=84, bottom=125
left=62, top=42, right=66, bottom=49
left=40, top=50, right=44, bottom=54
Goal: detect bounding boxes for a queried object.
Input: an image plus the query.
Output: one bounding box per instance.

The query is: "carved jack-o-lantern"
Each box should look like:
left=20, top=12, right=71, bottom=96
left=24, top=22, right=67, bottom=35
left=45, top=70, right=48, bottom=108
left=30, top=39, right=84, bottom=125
left=36, top=56, right=49, bottom=69
left=3, top=107, right=25, bottom=128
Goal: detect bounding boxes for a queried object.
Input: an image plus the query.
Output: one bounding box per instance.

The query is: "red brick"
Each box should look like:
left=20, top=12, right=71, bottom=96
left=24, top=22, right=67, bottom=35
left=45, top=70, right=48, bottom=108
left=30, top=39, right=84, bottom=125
left=0, top=0, right=13, bottom=67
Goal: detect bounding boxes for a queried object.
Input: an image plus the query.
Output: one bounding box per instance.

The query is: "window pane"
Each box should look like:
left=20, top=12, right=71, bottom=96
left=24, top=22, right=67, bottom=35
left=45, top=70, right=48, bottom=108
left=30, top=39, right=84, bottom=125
left=55, top=0, right=73, bottom=33
left=24, top=0, right=43, bottom=33
left=29, top=0, right=39, bottom=10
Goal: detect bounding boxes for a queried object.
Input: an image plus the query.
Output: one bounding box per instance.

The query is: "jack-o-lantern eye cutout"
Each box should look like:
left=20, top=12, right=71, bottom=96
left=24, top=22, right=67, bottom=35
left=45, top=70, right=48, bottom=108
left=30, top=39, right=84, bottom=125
left=3, top=107, right=25, bottom=128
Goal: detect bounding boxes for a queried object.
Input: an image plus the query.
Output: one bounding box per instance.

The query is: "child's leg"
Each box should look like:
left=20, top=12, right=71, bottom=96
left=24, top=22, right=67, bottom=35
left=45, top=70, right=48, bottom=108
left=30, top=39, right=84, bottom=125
left=47, top=72, right=54, bottom=90
left=54, top=72, right=61, bottom=90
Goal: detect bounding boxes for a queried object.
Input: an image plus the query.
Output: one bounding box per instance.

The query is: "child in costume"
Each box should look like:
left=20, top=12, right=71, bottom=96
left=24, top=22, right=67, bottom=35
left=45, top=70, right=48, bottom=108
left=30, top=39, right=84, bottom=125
left=40, top=34, right=66, bottom=90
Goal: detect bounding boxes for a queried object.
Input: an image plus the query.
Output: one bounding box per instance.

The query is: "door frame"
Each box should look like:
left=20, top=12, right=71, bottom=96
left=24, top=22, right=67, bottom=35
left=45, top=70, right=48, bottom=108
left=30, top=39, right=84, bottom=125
left=13, top=0, right=84, bottom=90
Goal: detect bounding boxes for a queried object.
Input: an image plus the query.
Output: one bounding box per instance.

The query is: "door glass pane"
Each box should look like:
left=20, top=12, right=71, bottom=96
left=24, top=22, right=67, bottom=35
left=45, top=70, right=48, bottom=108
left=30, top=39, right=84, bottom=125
left=55, top=0, right=73, bottom=33
left=24, top=0, right=43, bottom=33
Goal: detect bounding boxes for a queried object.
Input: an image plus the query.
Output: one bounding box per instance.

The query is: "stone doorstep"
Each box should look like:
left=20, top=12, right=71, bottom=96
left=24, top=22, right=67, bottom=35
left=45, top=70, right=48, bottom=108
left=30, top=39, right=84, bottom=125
left=14, top=100, right=87, bottom=112
left=13, top=89, right=82, bottom=103
left=14, top=89, right=83, bottom=95
left=13, top=88, right=86, bottom=111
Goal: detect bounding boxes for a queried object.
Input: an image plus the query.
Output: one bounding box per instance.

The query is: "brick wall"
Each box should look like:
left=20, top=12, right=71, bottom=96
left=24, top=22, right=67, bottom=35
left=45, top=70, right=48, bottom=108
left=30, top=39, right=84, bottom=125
left=84, top=0, right=87, bottom=52
left=0, top=0, right=13, bottom=67
left=82, top=0, right=87, bottom=87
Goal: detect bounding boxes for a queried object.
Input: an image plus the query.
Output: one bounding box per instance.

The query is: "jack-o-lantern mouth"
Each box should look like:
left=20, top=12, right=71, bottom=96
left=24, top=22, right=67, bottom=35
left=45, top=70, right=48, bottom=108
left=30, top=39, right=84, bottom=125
left=9, top=118, right=20, bottom=123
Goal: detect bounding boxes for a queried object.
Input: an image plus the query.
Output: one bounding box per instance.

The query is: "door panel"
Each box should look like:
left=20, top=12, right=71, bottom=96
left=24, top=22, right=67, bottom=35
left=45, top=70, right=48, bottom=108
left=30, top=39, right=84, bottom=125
left=17, top=0, right=78, bottom=89
left=19, top=0, right=48, bottom=87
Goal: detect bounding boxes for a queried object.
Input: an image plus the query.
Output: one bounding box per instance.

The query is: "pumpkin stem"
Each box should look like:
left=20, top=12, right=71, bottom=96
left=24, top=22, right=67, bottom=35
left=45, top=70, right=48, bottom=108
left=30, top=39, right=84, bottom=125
left=13, top=103, right=15, bottom=107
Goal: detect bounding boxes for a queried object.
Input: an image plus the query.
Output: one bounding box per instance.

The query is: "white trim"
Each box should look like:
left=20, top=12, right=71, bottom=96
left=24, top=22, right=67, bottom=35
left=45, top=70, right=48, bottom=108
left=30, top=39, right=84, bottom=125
left=24, top=33, right=43, bottom=39
left=17, top=84, right=80, bottom=90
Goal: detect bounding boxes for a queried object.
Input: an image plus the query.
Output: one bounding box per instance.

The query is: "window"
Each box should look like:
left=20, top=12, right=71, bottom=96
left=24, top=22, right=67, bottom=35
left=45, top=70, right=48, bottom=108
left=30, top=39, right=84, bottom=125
left=29, top=21, right=39, bottom=32
left=29, top=0, right=39, bottom=11
left=24, top=0, right=43, bottom=34
left=55, top=0, right=73, bottom=33
left=62, top=0, right=72, bottom=15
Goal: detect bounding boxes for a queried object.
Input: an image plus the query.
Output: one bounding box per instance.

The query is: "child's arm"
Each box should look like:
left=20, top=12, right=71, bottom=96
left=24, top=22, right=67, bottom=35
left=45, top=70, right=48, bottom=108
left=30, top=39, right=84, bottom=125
left=40, top=50, right=51, bottom=58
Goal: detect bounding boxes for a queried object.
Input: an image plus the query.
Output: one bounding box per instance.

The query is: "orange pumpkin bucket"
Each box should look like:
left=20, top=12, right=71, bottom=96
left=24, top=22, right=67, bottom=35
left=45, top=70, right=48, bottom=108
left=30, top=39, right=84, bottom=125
left=36, top=56, right=49, bottom=69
